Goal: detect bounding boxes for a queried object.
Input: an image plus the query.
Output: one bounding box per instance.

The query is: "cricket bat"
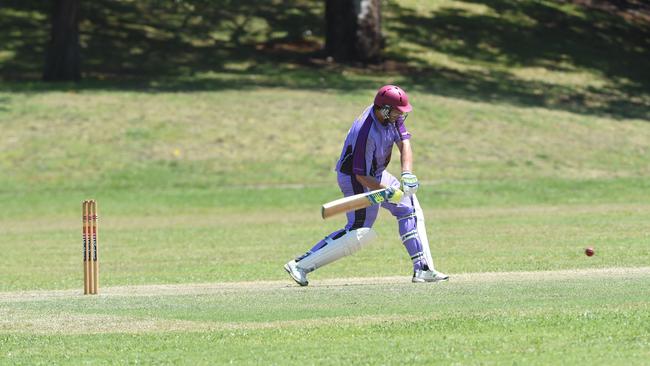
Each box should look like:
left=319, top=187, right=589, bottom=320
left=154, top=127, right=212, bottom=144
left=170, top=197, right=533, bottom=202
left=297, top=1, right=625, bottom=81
left=321, top=189, right=388, bottom=219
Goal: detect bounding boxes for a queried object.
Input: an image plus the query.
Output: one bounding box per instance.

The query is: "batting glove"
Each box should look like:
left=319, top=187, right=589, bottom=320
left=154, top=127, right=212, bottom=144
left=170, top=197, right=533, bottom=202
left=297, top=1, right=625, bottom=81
left=385, top=186, right=404, bottom=204
left=401, top=172, right=419, bottom=196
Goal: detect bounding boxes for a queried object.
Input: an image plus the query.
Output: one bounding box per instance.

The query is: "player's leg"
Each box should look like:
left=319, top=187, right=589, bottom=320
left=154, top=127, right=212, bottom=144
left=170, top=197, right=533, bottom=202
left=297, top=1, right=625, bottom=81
left=379, top=172, right=426, bottom=270
left=379, top=172, right=449, bottom=282
left=302, top=174, right=379, bottom=256
left=293, top=227, right=377, bottom=272
left=412, top=194, right=433, bottom=269
left=285, top=174, right=379, bottom=286
left=408, top=194, right=448, bottom=282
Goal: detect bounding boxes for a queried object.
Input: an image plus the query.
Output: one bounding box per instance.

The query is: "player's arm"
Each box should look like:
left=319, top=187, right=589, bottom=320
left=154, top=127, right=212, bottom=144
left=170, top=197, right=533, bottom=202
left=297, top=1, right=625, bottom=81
left=354, top=174, right=402, bottom=203
left=396, top=139, right=419, bottom=195
left=354, top=174, right=383, bottom=190
left=396, top=139, right=413, bottom=174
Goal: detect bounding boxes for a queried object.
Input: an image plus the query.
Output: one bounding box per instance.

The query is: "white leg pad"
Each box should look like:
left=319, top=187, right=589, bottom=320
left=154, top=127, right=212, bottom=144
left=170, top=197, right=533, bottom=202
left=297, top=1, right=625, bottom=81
left=296, top=228, right=377, bottom=272
left=413, top=194, right=435, bottom=270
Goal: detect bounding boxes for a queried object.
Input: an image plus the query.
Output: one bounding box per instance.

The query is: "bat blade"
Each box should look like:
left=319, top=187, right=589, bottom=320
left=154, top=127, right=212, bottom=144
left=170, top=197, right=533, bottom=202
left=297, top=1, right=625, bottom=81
left=321, top=189, right=387, bottom=219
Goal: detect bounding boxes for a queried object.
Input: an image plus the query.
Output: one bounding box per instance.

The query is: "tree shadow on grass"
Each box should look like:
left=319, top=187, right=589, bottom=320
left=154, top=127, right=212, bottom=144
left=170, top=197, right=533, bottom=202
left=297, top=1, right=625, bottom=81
left=0, top=0, right=324, bottom=80
left=0, top=0, right=648, bottom=120
left=0, top=1, right=49, bottom=80
left=384, top=0, right=650, bottom=119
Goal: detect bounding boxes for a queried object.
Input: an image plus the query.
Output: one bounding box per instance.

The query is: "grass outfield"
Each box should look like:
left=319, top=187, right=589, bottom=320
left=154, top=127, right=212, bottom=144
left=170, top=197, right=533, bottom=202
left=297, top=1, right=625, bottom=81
left=1, top=88, right=649, bottom=364
left=1, top=90, right=649, bottom=363
left=1, top=179, right=649, bottom=364
left=1, top=1, right=649, bottom=363
left=2, top=268, right=649, bottom=364
left=0, top=181, right=648, bottom=291
left=1, top=88, right=648, bottom=191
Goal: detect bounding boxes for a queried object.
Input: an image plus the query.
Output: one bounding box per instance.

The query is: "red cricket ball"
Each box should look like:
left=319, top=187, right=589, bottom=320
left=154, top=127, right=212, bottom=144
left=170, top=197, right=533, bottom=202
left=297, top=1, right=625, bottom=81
left=585, top=247, right=595, bottom=257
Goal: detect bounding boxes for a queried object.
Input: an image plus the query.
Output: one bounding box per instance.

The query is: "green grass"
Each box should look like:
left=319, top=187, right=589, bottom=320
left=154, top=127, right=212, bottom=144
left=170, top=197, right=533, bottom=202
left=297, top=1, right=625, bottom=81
left=1, top=89, right=648, bottom=192
left=2, top=273, right=649, bottom=364
left=2, top=85, right=650, bottom=366
left=1, top=180, right=649, bottom=291
left=1, top=0, right=649, bottom=363
left=2, top=0, right=649, bottom=118
left=1, top=57, right=649, bottom=366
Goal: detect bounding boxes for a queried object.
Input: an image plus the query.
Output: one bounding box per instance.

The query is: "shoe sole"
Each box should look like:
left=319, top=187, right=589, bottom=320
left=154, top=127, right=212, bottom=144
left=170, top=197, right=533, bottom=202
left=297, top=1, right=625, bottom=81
left=284, top=264, right=308, bottom=286
left=412, top=276, right=450, bottom=283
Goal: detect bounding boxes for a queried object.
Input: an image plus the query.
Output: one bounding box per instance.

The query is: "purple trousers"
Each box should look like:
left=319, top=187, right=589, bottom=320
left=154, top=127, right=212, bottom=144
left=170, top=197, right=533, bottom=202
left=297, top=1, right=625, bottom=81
left=303, top=171, right=431, bottom=272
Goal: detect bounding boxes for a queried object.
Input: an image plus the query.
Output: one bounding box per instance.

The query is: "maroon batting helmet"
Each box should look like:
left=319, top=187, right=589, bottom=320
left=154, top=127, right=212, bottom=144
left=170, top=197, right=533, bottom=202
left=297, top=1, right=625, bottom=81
left=374, top=85, right=412, bottom=113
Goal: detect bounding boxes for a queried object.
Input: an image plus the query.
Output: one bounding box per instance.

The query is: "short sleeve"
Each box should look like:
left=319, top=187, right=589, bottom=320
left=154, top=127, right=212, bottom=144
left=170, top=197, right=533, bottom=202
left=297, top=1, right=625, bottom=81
left=394, top=116, right=411, bottom=141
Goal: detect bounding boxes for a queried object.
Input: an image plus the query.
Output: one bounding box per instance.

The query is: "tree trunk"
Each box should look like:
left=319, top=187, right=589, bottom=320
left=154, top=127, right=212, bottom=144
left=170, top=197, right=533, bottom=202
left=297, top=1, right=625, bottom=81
left=325, top=0, right=383, bottom=63
left=43, top=0, right=81, bottom=81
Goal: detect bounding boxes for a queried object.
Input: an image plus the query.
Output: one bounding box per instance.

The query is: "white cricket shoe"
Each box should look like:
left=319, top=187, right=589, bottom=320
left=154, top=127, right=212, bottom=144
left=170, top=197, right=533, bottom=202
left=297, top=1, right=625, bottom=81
left=284, top=260, right=308, bottom=286
left=412, top=269, right=449, bottom=283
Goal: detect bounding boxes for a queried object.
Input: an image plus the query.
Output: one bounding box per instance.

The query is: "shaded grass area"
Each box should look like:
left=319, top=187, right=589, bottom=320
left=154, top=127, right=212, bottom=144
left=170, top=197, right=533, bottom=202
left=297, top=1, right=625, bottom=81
left=388, top=0, right=650, bottom=119
left=0, top=0, right=322, bottom=79
left=2, top=275, right=649, bottom=364
left=1, top=1, right=648, bottom=119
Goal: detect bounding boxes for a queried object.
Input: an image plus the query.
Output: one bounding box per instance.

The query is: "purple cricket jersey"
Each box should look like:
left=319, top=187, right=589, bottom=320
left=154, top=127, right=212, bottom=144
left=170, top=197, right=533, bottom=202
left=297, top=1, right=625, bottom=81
left=335, top=105, right=411, bottom=179
left=297, top=105, right=434, bottom=273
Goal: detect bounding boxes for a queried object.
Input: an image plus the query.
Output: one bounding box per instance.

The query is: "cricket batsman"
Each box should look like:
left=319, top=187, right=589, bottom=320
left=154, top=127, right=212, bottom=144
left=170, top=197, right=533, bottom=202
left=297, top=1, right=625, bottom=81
left=284, top=85, right=449, bottom=286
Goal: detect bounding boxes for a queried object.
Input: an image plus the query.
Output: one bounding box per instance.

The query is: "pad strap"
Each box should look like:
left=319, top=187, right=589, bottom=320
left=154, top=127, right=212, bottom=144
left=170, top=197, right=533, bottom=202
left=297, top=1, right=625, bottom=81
left=401, top=229, right=418, bottom=242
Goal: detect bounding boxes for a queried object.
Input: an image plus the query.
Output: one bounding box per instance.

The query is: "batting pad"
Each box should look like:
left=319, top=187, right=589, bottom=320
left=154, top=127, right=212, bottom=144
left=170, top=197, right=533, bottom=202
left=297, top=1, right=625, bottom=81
left=297, top=228, right=377, bottom=272
left=413, top=194, right=434, bottom=270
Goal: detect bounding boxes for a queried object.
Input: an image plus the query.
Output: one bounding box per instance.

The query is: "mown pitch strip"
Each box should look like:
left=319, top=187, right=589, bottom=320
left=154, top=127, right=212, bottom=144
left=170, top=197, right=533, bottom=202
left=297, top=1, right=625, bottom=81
left=1, top=266, right=648, bottom=302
